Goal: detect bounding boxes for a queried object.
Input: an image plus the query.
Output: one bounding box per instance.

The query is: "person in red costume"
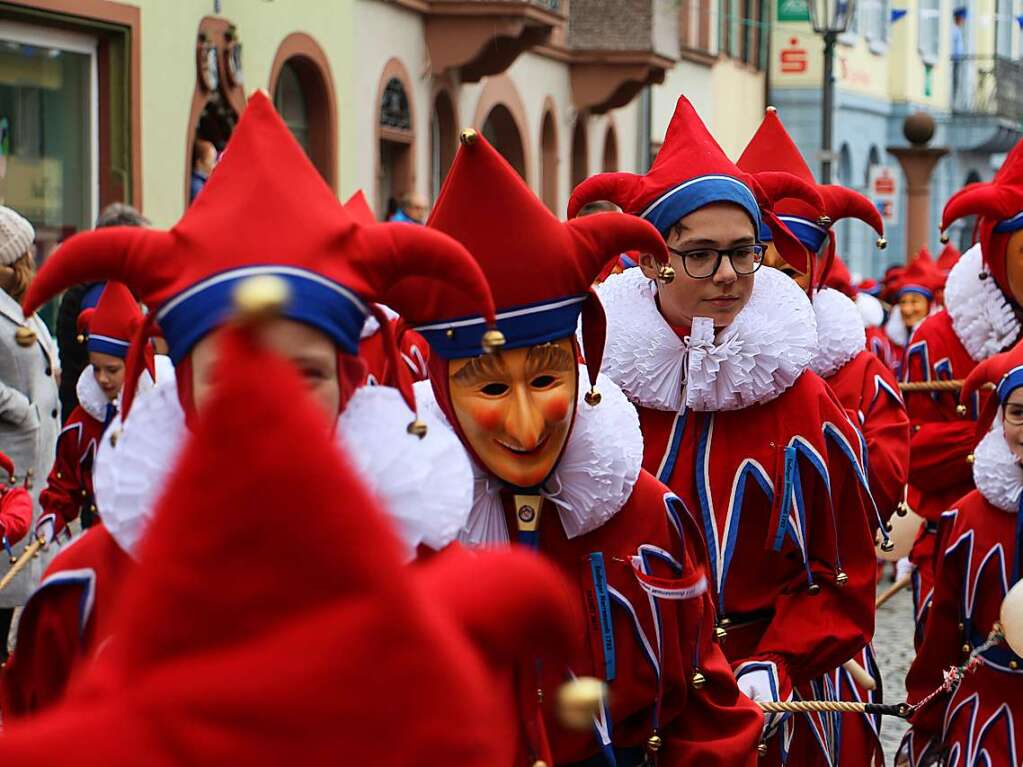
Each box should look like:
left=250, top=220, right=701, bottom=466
left=0, top=312, right=586, bottom=767
left=0, top=451, right=33, bottom=552
left=887, top=248, right=943, bottom=358
left=343, top=190, right=430, bottom=386
left=899, top=340, right=1023, bottom=766
left=1, top=93, right=499, bottom=718
left=900, top=140, right=1023, bottom=648
left=569, top=96, right=878, bottom=766
left=35, top=283, right=172, bottom=543
left=403, top=129, right=764, bottom=767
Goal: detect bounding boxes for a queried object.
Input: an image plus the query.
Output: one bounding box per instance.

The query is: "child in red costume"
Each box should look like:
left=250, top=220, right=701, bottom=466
left=900, top=140, right=1023, bottom=647
left=0, top=319, right=584, bottom=767
left=900, top=340, right=1023, bottom=766
left=570, top=96, right=878, bottom=765
left=0, top=451, right=33, bottom=553
left=2, top=93, right=498, bottom=718
left=35, top=283, right=171, bottom=543
left=403, top=130, right=764, bottom=766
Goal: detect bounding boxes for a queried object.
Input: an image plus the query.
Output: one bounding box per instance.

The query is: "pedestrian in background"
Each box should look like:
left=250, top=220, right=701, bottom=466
left=0, top=205, right=60, bottom=661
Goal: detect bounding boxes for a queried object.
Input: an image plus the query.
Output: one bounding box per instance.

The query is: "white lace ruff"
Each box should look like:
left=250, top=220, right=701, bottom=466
left=76, top=355, right=174, bottom=423
left=95, top=378, right=473, bottom=560
left=414, top=369, right=644, bottom=545
left=946, top=244, right=1021, bottom=363
left=811, top=288, right=867, bottom=379
left=595, top=266, right=816, bottom=412
left=973, top=417, right=1023, bottom=513
left=855, top=293, right=884, bottom=329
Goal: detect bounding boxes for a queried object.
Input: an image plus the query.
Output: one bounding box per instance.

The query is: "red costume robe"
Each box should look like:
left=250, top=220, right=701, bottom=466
left=596, top=267, right=878, bottom=765
left=900, top=418, right=1023, bottom=766
left=901, top=246, right=1011, bottom=642
left=2, top=374, right=476, bottom=718
left=417, top=375, right=765, bottom=766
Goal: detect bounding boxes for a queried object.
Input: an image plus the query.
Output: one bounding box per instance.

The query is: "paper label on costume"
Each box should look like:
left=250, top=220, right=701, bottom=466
left=586, top=552, right=616, bottom=681
left=629, top=556, right=707, bottom=600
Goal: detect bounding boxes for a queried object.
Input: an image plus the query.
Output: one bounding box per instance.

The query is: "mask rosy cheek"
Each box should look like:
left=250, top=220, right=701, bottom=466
left=540, top=392, right=572, bottom=424
left=464, top=399, right=505, bottom=433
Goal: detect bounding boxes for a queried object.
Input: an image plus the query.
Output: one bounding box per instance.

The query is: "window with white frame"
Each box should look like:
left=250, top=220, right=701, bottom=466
left=996, top=0, right=1014, bottom=56
left=919, top=0, right=941, bottom=62
left=858, top=0, right=890, bottom=45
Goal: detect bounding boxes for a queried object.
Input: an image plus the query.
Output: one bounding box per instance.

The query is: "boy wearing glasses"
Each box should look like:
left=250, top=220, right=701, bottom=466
left=570, top=96, right=878, bottom=765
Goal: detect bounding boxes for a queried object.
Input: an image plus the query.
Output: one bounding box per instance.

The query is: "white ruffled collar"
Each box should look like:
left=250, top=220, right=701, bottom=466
left=75, top=356, right=174, bottom=422
left=414, top=369, right=644, bottom=545
left=595, top=266, right=816, bottom=412
left=76, top=366, right=113, bottom=422
left=94, top=376, right=472, bottom=561
left=946, top=243, right=1021, bottom=362
left=810, top=287, right=867, bottom=378
left=974, top=417, right=1023, bottom=512
left=884, top=308, right=911, bottom=348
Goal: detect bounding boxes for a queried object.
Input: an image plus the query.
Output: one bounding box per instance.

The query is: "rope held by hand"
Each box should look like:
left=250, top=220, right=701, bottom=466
left=757, top=700, right=911, bottom=718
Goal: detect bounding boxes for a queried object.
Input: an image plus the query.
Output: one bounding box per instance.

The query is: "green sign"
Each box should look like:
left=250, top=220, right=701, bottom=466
left=924, top=63, right=933, bottom=97
left=778, top=0, right=810, bottom=21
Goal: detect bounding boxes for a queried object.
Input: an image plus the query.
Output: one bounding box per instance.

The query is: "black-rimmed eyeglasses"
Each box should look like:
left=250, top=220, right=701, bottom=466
left=666, top=244, right=765, bottom=280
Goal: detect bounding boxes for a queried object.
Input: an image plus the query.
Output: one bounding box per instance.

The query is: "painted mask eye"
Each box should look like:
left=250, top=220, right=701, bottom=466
left=481, top=382, right=509, bottom=396
left=531, top=375, right=556, bottom=388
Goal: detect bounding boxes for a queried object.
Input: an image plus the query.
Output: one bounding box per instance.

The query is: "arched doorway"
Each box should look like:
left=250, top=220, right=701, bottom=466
left=269, top=33, right=338, bottom=191
left=602, top=124, right=618, bottom=172
left=482, top=104, right=526, bottom=180
left=539, top=106, right=558, bottom=213
left=431, top=89, right=457, bottom=201
left=571, top=117, right=589, bottom=189
left=376, top=60, right=416, bottom=218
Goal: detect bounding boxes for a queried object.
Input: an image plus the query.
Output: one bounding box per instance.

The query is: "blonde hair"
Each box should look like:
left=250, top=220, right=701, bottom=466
left=4, top=251, right=36, bottom=302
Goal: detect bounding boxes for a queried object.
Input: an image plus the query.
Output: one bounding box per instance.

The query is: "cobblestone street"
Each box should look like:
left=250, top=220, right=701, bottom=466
left=874, top=581, right=916, bottom=762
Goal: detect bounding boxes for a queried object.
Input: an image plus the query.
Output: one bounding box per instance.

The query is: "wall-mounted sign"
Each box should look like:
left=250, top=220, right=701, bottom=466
left=778, top=0, right=811, bottom=21
left=869, top=164, right=900, bottom=223
left=780, top=37, right=809, bottom=73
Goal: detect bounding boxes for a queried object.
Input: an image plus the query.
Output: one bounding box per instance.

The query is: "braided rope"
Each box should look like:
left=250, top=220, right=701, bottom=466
left=758, top=700, right=867, bottom=714
left=899, top=379, right=964, bottom=392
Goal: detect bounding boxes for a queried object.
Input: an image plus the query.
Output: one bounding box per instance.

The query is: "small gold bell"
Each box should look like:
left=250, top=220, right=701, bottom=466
left=647, top=734, right=663, bottom=752
left=584, top=387, right=602, bottom=407
left=532, top=761, right=548, bottom=767
left=966, top=453, right=975, bottom=465
left=880, top=539, right=895, bottom=552
left=445, top=328, right=455, bottom=339
left=109, top=429, right=120, bottom=448
left=886, top=521, right=894, bottom=532
left=691, top=670, right=707, bottom=689
left=766, top=105, right=778, bottom=113
left=233, top=275, right=290, bottom=321
left=835, top=570, right=849, bottom=586
left=817, top=215, right=832, bottom=227
left=962, top=643, right=971, bottom=654
left=657, top=264, right=676, bottom=284
left=14, top=326, right=36, bottom=347
left=481, top=328, right=506, bottom=354
left=876, top=237, right=887, bottom=250
left=757, top=742, right=769, bottom=756
left=940, top=231, right=950, bottom=244
left=407, top=419, right=428, bottom=439
left=1011, top=660, right=1020, bottom=670
left=714, top=624, right=728, bottom=642
left=807, top=582, right=821, bottom=595
left=956, top=404, right=968, bottom=415
left=459, top=128, right=479, bottom=146
left=556, top=676, right=607, bottom=730
left=76, top=333, right=86, bottom=344
left=896, top=501, right=910, bottom=517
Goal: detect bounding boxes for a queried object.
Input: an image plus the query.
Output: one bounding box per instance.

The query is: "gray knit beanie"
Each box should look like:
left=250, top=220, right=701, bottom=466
left=0, top=206, right=35, bottom=266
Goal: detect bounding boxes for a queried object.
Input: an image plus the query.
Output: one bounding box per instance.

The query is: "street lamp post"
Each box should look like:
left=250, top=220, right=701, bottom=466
left=808, top=0, right=855, bottom=183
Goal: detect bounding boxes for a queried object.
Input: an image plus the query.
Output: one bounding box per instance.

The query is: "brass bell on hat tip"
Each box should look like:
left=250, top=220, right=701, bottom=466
left=585, top=387, right=602, bottom=407
left=757, top=742, right=769, bottom=756
left=76, top=333, right=86, bottom=344
left=407, top=419, right=428, bottom=439
left=836, top=570, right=849, bottom=586
left=880, top=539, right=895, bottom=553
left=459, top=128, right=479, bottom=146
left=556, top=676, right=607, bottom=730
left=896, top=501, right=909, bottom=517
left=481, top=328, right=506, bottom=354
left=807, top=582, right=822, bottom=595
left=817, top=215, right=833, bottom=228
left=691, top=670, right=707, bottom=689
left=647, top=734, right=663, bottom=752
left=714, top=624, right=728, bottom=642
left=956, top=404, right=968, bottom=415
left=766, top=105, right=778, bottom=114
left=940, top=232, right=950, bottom=244
left=966, top=453, right=975, bottom=465
left=876, top=237, right=888, bottom=250
left=657, top=264, right=676, bottom=284
left=233, top=275, right=290, bottom=321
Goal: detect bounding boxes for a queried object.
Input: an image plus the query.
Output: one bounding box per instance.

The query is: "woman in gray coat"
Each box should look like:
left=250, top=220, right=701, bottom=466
left=0, top=206, right=60, bottom=657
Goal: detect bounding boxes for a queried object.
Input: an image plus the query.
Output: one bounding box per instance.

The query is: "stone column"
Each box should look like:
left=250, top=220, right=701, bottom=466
left=887, top=113, right=949, bottom=263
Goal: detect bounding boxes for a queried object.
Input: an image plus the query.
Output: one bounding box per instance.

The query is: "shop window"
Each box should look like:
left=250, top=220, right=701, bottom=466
left=570, top=117, right=588, bottom=190
left=378, top=73, right=414, bottom=217
left=481, top=104, right=526, bottom=180
left=540, top=109, right=558, bottom=213
left=0, top=22, right=96, bottom=265
left=918, top=0, right=941, bottom=62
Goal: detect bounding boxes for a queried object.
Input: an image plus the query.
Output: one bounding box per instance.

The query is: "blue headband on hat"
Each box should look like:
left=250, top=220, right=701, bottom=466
left=994, top=210, right=1023, bottom=233
left=998, top=365, right=1023, bottom=403
left=640, top=175, right=762, bottom=237
left=898, top=284, right=934, bottom=300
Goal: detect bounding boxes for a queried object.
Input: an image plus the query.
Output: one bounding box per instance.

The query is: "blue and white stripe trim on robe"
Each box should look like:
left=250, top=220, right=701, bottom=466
left=995, top=209, right=1023, bottom=233
left=155, top=266, right=369, bottom=363
left=416, top=294, right=588, bottom=359
left=86, top=333, right=131, bottom=359
left=997, top=364, right=1023, bottom=403
left=639, top=174, right=762, bottom=236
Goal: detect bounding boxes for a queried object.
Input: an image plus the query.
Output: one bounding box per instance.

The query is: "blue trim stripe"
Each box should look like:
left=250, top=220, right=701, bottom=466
left=720, top=461, right=773, bottom=612
left=897, top=284, right=934, bottom=300
left=640, top=175, right=762, bottom=236
left=416, top=295, right=588, bottom=360
left=656, top=410, right=688, bottom=484
left=156, top=267, right=368, bottom=363
left=695, top=416, right=718, bottom=592
left=997, top=365, right=1023, bottom=403
left=905, top=341, right=931, bottom=383
left=995, top=210, right=1023, bottom=233
left=779, top=215, right=828, bottom=253
left=86, top=334, right=131, bottom=359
